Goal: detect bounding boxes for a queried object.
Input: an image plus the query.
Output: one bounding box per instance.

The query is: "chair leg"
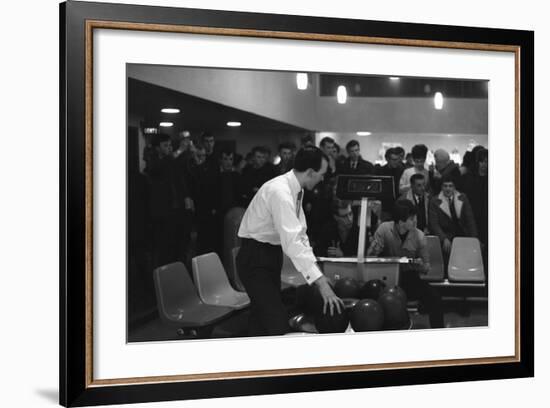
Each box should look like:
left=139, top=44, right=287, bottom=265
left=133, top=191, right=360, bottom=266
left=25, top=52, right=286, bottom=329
left=176, top=326, right=214, bottom=339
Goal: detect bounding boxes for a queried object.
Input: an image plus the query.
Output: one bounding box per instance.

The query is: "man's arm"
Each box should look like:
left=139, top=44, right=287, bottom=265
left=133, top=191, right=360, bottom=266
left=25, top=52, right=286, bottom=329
left=269, top=188, right=343, bottom=314
left=367, top=224, right=385, bottom=256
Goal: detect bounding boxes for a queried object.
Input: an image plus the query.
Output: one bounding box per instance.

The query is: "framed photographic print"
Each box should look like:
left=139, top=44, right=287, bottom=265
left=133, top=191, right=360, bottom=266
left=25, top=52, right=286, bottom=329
left=60, top=0, right=534, bottom=406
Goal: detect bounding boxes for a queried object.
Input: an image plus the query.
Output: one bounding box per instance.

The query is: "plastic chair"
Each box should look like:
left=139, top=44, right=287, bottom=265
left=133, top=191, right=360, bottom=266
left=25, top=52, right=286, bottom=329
left=423, top=236, right=445, bottom=282
left=448, top=237, right=485, bottom=282
left=281, top=254, right=306, bottom=288
left=153, top=262, right=234, bottom=329
left=192, top=253, right=250, bottom=309
left=230, top=247, right=246, bottom=292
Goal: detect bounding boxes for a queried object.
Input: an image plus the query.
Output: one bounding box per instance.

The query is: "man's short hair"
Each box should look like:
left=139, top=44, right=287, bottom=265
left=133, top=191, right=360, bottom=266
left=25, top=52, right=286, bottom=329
left=392, top=199, right=416, bottom=223
left=320, top=136, right=335, bottom=148
left=331, top=198, right=352, bottom=215
left=411, top=144, right=428, bottom=160
left=410, top=173, right=425, bottom=185
left=200, top=131, right=214, bottom=141
left=220, top=147, right=234, bottom=157
left=293, top=147, right=328, bottom=172
left=251, top=146, right=269, bottom=155
left=346, top=140, right=360, bottom=151
left=394, top=146, right=405, bottom=157
left=441, top=172, right=458, bottom=185
left=385, top=147, right=397, bottom=161
left=152, top=133, right=170, bottom=147
left=194, top=142, right=206, bottom=152
left=301, top=133, right=314, bottom=145
left=278, top=142, right=295, bottom=151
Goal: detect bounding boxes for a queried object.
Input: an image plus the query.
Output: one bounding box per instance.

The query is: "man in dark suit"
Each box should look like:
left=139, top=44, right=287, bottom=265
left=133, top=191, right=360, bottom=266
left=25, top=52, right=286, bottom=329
left=239, top=146, right=278, bottom=206
left=336, top=139, right=374, bottom=175
left=376, top=147, right=404, bottom=219
left=428, top=174, right=478, bottom=256
left=144, top=134, right=190, bottom=267
left=314, top=199, right=367, bottom=257
left=400, top=173, right=430, bottom=233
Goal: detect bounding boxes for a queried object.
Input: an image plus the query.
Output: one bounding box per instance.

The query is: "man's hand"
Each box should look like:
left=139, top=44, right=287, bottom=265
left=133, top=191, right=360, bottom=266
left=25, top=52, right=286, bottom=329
left=443, top=238, right=452, bottom=253
left=314, top=276, right=344, bottom=316
left=327, top=240, right=343, bottom=257
left=327, top=246, right=344, bottom=257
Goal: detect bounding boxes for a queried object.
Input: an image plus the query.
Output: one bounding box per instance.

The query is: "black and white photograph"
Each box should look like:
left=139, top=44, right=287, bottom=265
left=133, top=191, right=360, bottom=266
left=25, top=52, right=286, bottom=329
left=126, top=65, right=489, bottom=342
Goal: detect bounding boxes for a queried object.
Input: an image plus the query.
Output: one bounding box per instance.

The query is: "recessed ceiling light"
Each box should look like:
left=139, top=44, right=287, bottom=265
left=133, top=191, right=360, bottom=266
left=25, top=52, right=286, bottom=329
left=227, top=121, right=241, bottom=127
left=389, top=77, right=400, bottom=81
left=296, top=73, right=308, bottom=90
left=337, top=85, right=347, bottom=104
left=161, top=108, right=180, bottom=114
left=159, top=122, right=173, bottom=127
left=356, top=131, right=372, bottom=136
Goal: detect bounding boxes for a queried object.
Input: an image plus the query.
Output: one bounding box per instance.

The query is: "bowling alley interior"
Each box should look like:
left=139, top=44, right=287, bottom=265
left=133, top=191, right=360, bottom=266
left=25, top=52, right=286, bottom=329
left=127, top=64, right=489, bottom=342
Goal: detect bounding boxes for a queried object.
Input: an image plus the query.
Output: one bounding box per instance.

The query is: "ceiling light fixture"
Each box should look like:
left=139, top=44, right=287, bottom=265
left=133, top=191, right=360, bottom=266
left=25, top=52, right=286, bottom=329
left=296, top=73, right=308, bottom=90
left=161, top=108, right=180, bottom=114
left=389, top=77, right=400, bottom=81
left=337, top=85, right=347, bottom=104
left=434, top=92, right=444, bottom=110
left=159, top=122, right=173, bottom=127
left=356, top=131, right=372, bottom=136
left=227, top=121, right=241, bottom=127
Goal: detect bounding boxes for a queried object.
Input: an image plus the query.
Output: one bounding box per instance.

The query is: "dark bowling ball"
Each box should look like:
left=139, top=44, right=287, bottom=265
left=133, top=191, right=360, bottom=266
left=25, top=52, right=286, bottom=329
left=358, top=279, right=387, bottom=300
left=381, top=285, right=408, bottom=305
left=378, top=292, right=410, bottom=330
left=350, top=299, right=384, bottom=331
left=298, top=284, right=323, bottom=315
left=333, top=277, right=360, bottom=299
left=314, top=309, right=350, bottom=333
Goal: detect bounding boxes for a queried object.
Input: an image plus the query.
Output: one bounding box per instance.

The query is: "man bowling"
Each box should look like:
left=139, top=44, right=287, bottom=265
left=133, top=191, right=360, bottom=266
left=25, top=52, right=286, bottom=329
left=237, top=147, right=344, bottom=336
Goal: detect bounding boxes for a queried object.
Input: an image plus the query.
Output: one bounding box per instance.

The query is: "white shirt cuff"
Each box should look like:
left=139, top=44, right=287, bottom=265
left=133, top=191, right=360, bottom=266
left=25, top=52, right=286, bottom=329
left=301, top=264, right=323, bottom=285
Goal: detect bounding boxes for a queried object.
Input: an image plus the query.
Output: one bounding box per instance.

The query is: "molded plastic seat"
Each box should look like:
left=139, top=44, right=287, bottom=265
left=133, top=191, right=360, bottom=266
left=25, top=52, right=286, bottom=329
left=448, top=237, right=485, bottom=282
left=281, top=254, right=306, bottom=288
left=192, top=252, right=250, bottom=309
left=230, top=247, right=246, bottom=292
left=153, top=262, right=234, bottom=328
left=423, top=236, right=445, bottom=282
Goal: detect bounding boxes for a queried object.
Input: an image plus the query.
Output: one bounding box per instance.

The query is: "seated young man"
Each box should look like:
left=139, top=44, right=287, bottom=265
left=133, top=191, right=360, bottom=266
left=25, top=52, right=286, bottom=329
left=314, top=199, right=367, bottom=257
left=367, top=200, right=444, bottom=328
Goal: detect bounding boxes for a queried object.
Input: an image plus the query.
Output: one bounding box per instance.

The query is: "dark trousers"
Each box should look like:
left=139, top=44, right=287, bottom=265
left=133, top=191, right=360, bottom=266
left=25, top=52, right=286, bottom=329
left=401, top=272, right=444, bottom=328
left=236, top=238, right=288, bottom=336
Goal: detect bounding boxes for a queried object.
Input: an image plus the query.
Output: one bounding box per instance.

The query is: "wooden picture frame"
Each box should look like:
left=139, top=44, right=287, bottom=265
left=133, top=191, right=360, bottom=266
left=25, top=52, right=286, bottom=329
left=60, top=1, right=534, bottom=406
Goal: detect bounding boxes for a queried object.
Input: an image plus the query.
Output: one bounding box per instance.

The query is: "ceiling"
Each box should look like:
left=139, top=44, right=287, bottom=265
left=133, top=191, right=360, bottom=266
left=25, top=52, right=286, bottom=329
left=127, top=78, right=310, bottom=133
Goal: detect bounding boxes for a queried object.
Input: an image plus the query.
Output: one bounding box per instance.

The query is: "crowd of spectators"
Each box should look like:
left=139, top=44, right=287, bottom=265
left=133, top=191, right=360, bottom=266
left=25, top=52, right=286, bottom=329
left=138, top=130, right=488, bottom=279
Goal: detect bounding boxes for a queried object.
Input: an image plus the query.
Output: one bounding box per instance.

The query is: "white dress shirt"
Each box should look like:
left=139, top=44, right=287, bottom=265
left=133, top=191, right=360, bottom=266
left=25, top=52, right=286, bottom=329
left=237, top=170, right=323, bottom=285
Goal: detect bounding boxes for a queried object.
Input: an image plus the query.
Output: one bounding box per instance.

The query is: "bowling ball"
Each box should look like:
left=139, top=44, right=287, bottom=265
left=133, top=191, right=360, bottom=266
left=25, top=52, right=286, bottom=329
left=297, top=284, right=323, bottom=315
left=333, top=277, right=360, bottom=299
left=381, top=285, right=408, bottom=305
left=358, top=279, right=387, bottom=300
left=314, top=309, right=350, bottom=333
left=350, top=299, right=384, bottom=331
left=378, top=292, right=410, bottom=330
